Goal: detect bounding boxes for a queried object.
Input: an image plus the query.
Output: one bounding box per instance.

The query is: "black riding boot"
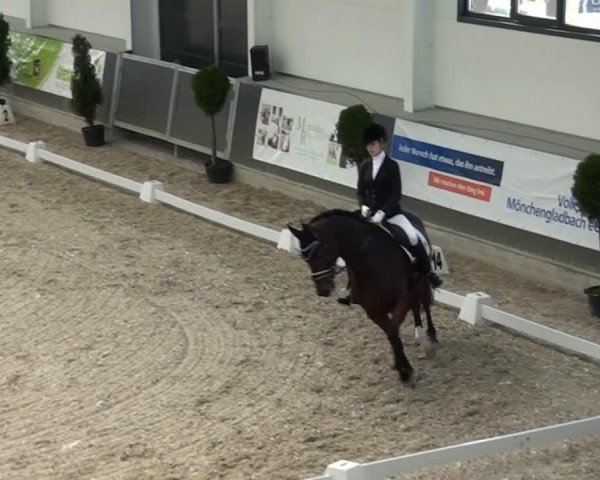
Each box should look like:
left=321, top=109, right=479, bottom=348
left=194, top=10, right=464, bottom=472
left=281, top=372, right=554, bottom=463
left=411, top=243, right=443, bottom=288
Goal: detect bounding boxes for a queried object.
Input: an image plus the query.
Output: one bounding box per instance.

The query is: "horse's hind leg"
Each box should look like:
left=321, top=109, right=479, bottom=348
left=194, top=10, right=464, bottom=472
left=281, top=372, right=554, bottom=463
left=410, top=306, right=423, bottom=346
left=370, top=310, right=416, bottom=387
left=425, top=303, right=439, bottom=345
left=413, top=306, right=436, bottom=359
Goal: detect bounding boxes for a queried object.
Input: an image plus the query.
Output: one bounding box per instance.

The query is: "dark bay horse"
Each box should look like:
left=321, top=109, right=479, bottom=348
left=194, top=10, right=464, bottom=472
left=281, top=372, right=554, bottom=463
left=288, top=209, right=438, bottom=387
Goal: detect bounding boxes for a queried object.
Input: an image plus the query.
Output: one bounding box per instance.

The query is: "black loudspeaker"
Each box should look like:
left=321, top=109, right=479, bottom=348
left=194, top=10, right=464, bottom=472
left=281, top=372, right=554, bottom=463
left=250, top=45, right=270, bottom=81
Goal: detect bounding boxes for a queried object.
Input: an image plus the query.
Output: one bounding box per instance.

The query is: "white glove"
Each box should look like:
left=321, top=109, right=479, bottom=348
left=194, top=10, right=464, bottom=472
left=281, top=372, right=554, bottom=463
left=370, top=210, right=385, bottom=224
left=360, top=205, right=371, bottom=218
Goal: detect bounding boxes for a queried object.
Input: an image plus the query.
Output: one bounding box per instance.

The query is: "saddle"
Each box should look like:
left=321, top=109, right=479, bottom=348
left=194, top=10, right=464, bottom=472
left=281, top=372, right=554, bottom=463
left=378, top=222, right=416, bottom=263
left=383, top=210, right=443, bottom=287
left=354, top=208, right=427, bottom=263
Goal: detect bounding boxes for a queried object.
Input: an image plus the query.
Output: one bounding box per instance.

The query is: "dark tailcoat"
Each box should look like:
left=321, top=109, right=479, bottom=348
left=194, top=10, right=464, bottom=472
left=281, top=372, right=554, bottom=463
left=356, top=155, right=402, bottom=218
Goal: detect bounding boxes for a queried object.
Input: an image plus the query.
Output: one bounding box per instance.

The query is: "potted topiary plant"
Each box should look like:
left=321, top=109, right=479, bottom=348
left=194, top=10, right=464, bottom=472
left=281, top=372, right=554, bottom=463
left=0, top=13, right=12, bottom=103
left=336, top=104, right=373, bottom=167
left=572, top=152, right=600, bottom=317
left=70, top=34, right=104, bottom=147
left=191, top=65, right=232, bottom=184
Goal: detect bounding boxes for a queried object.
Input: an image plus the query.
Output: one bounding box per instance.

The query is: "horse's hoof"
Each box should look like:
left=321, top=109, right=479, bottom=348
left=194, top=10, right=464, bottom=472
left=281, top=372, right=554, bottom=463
left=400, top=370, right=419, bottom=388
left=420, top=341, right=437, bottom=359
left=401, top=378, right=416, bottom=389
left=337, top=296, right=352, bottom=306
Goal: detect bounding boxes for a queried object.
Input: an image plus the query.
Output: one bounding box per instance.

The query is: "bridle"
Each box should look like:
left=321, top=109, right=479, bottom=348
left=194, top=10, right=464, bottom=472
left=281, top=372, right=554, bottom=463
left=301, top=239, right=344, bottom=281
left=298, top=215, right=373, bottom=283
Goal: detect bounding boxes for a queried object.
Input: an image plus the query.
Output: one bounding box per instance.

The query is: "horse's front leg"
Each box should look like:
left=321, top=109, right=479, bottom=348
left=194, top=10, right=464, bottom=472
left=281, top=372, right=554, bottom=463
left=369, top=307, right=416, bottom=387
left=345, top=268, right=361, bottom=305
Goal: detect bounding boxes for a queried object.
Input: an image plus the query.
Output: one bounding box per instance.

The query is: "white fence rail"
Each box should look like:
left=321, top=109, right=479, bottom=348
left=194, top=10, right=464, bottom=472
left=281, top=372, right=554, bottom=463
left=154, top=189, right=280, bottom=244
left=320, top=415, right=600, bottom=480
left=481, top=304, right=600, bottom=362
left=434, top=288, right=464, bottom=309
left=20, top=139, right=278, bottom=245
left=39, top=149, right=143, bottom=194
left=1, top=136, right=599, bottom=480
left=0, top=135, right=28, bottom=153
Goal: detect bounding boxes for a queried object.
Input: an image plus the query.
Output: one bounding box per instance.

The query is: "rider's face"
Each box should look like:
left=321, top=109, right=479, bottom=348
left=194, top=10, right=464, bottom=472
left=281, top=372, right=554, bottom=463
left=366, top=140, right=383, bottom=158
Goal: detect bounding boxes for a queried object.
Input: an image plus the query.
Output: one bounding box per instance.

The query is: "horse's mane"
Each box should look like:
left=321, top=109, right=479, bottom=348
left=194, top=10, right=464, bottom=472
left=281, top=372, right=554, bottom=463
left=309, top=208, right=371, bottom=226
left=309, top=208, right=405, bottom=249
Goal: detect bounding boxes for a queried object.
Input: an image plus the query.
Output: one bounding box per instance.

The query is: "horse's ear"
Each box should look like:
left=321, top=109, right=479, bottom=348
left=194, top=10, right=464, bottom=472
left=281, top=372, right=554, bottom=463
left=287, top=223, right=303, bottom=239
left=302, top=223, right=317, bottom=240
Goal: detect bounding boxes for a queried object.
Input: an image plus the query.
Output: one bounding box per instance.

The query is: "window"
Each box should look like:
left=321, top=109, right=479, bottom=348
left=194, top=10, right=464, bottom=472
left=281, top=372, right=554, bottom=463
left=159, top=0, right=248, bottom=77
left=459, top=0, right=600, bottom=41
left=217, top=0, right=248, bottom=78
left=517, top=0, right=557, bottom=20
left=159, top=0, right=215, bottom=69
left=566, top=0, right=600, bottom=28
left=468, top=0, right=511, bottom=17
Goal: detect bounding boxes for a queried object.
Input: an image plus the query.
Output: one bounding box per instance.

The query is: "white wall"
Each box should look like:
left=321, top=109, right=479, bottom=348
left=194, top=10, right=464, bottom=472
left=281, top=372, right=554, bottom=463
left=264, top=0, right=599, bottom=140
left=0, top=0, right=29, bottom=19
left=248, top=0, right=273, bottom=76
left=7, top=0, right=598, bottom=141
left=270, top=0, right=406, bottom=99
left=46, top=0, right=131, bottom=48
left=432, top=2, right=600, bottom=141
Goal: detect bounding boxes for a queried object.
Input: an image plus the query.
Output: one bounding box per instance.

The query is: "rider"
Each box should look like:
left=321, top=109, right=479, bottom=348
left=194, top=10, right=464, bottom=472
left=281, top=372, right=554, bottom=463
left=338, top=123, right=442, bottom=305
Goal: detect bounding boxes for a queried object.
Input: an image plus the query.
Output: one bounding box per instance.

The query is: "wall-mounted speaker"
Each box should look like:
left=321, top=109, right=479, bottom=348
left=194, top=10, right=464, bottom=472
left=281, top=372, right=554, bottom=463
left=250, top=45, right=270, bottom=81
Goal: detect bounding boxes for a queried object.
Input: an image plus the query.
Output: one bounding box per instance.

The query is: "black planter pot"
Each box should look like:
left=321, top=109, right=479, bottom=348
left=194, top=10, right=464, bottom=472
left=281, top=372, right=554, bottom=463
left=205, top=159, right=233, bottom=184
left=82, top=124, right=105, bottom=147
left=584, top=285, right=600, bottom=318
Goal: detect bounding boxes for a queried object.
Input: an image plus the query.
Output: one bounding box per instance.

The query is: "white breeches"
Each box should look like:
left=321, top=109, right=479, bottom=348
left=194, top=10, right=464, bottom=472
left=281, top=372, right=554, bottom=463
left=387, top=214, right=430, bottom=254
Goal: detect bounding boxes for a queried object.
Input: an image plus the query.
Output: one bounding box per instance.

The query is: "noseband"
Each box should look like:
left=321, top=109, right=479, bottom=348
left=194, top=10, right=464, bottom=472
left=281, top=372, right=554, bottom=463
left=300, top=240, right=344, bottom=281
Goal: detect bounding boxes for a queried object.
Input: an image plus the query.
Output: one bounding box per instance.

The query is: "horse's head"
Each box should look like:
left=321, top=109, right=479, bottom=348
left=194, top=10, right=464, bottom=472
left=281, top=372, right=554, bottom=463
left=288, top=222, right=338, bottom=297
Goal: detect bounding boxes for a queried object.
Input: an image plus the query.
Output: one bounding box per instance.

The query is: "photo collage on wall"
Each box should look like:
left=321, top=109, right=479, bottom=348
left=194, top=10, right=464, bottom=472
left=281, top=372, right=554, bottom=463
left=326, top=133, right=344, bottom=168
left=256, top=103, right=293, bottom=153
left=252, top=88, right=360, bottom=189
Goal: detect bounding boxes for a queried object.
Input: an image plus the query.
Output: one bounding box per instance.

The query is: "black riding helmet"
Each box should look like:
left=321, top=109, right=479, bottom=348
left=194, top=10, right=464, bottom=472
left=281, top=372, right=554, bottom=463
left=363, top=123, right=387, bottom=145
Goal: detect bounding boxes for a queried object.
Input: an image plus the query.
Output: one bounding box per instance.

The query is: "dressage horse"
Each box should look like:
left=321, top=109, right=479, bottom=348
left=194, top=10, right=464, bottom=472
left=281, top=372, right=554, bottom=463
left=288, top=209, right=438, bottom=387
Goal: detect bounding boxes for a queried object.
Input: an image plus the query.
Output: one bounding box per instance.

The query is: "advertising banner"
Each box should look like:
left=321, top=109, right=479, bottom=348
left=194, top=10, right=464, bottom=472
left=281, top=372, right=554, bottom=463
left=9, top=31, right=106, bottom=99
left=251, top=89, right=595, bottom=250
left=252, top=88, right=358, bottom=187
left=391, top=119, right=597, bottom=251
